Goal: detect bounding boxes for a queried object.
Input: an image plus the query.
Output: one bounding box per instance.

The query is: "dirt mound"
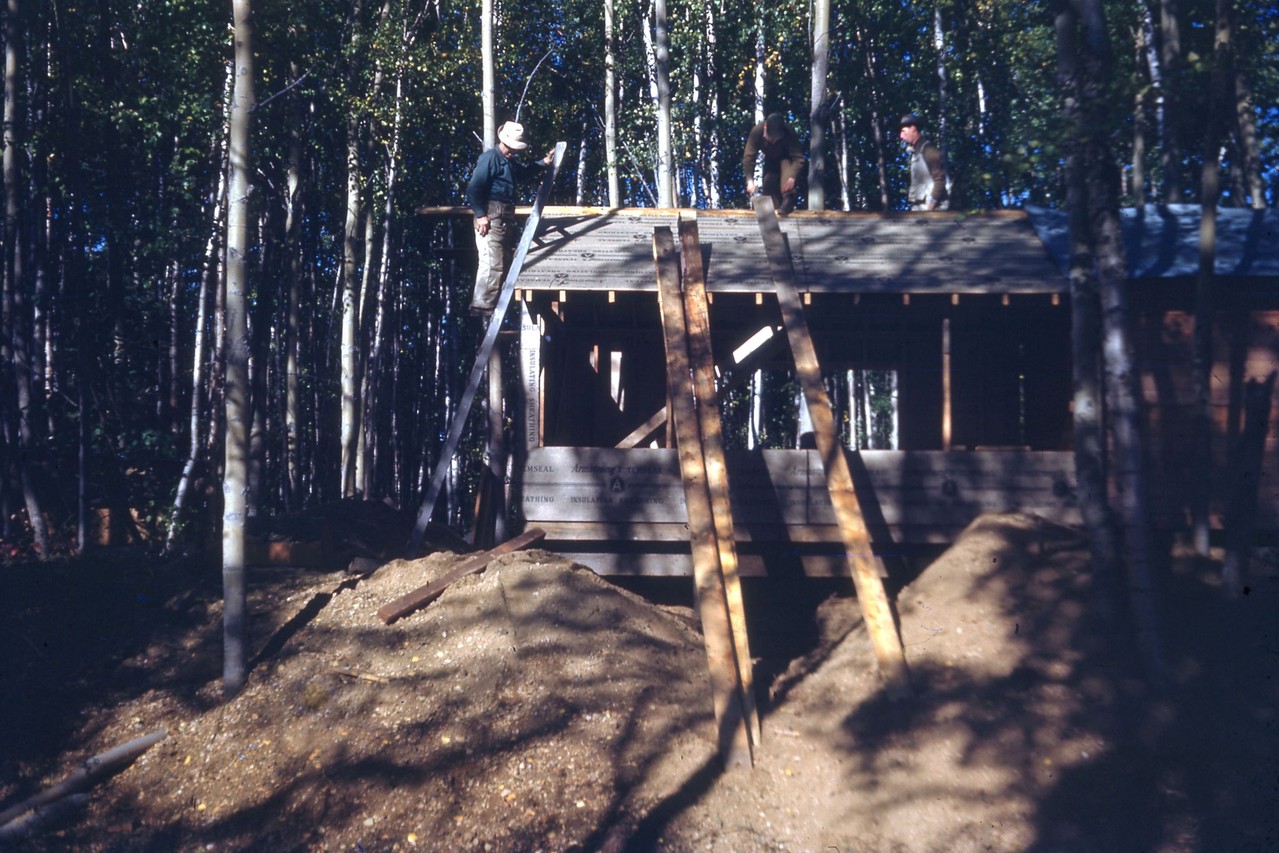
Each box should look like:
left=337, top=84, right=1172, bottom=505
left=4, top=512, right=1276, bottom=852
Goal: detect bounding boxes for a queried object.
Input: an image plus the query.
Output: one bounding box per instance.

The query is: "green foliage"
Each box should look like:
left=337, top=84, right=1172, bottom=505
left=7, top=0, right=1276, bottom=552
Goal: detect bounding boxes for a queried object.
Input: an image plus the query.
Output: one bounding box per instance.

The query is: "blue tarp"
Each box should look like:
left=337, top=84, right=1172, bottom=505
left=1025, top=204, right=1279, bottom=281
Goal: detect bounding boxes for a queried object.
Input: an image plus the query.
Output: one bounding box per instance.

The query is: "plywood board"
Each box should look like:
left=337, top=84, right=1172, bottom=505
left=518, top=209, right=1065, bottom=295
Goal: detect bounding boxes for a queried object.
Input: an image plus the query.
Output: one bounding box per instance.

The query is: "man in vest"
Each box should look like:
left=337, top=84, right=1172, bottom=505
left=899, top=113, right=950, bottom=211
left=466, top=120, right=554, bottom=316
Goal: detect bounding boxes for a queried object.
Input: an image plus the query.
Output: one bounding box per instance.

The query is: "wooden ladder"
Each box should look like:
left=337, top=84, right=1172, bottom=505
left=408, top=143, right=568, bottom=553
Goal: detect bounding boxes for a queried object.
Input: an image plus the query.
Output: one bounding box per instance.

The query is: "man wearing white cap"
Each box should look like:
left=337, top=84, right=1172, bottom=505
left=465, top=120, right=555, bottom=315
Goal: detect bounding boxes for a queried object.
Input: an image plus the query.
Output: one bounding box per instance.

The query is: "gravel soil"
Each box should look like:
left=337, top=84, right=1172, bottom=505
left=2, top=508, right=1277, bottom=852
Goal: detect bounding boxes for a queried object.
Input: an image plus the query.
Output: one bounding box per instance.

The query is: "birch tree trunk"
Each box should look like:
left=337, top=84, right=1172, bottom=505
left=339, top=127, right=362, bottom=497
left=1158, top=0, right=1182, bottom=202
left=363, top=45, right=413, bottom=499
left=857, top=23, right=890, bottom=210
left=1192, top=0, right=1232, bottom=558
left=604, top=0, right=620, bottom=206
left=1056, top=2, right=1121, bottom=623
left=482, top=0, right=495, bottom=147
left=1075, top=0, right=1167, bottom=685
left=1233, top=71, right=1265, bottom=209
left=223, top=0, right=256, bottom=698
left=284, top=58, right=304, bottom=510
left=704, top=0, right=721, bottom=209
left=168, top=73, right=228, bottom=550
left=835, top=100, right=851, bottom=210
left=1131, top=28, right=1147, bottom=206
left=934, top=2, right=947, bottom=148
left=4, top=0, right=49, bottom=556
left=808, top=0, right=830, bottom=210
left=652, top=0, right=674, bottom=207
left=753, top=11, right=766, bottom=122
left=354, top=207, right=377, bottom=493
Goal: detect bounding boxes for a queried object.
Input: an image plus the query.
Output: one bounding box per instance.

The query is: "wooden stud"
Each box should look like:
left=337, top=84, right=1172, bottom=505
left=803, top=292, right=811, bottom=305
left=1052, top=292, right=1061, bottom=306
left=679, top=217, right=761, bottom=754
left=755, top=292, right=763, bottom=306
left=653, top=227, right=754, bottom=770
left=1002, top=293, right=1011, bottom=306
left=902, top=293, right=911, bottom=306
left=616, top=406, right=668, bottom=449
left=942, top=317, right=952, bottom=451
left=951, top=293, right=960, bottom=306
left=559, top=289, right=567, bottom=303
left=609, top=290, right=616, bottom=303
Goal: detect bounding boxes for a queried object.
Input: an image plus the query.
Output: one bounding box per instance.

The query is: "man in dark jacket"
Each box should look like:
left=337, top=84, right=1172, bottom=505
left=742, top=113, right=805, bottom=214
left=898, top=113, right=950, bottom=211
left=466, top=120, right=553, bottom=315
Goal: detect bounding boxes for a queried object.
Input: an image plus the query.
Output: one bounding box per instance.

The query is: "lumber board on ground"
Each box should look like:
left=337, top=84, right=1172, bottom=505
left=0, top=729, right=167, bottom=831
left=755, top=195, right=912, bottom=699
left=654, top=226, right=754, bottom=769
left=377, top=528, right=547, bottom=625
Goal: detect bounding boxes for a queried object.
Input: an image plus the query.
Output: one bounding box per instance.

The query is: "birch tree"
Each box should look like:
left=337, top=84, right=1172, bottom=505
left=808, top=0, right=830, bottom=210
left=651, top=0, right=674, bottom=207
left=482, top=0, right=496, bottom=146
left=4, top=0, right=49, bottom=555
left=1071, top=0, right=1167, bottom=685
left=604, top=0, right=620, bottom=206
left=1191, top=0, right=1232, bottom=559
left=1158, top=0, right=1182, bottom=201
left=1057, top=0, right=1120, bottom=623
left=223, top=0, right=256, bottom=698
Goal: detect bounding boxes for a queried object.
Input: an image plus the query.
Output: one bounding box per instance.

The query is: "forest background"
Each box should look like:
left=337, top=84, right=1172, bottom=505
left=1, top=0, right=1276, bottom=563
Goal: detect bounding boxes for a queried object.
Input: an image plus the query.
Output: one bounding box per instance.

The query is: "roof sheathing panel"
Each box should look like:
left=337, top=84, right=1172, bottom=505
left=519, top=209, right=1066, bottom=295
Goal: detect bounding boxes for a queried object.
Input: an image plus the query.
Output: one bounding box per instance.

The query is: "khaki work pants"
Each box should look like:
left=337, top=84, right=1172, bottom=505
left=470, top=202, right=515, bottom=314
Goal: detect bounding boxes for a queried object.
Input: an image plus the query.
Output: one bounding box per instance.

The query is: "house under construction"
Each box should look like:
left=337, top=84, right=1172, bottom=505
left=415, top=189, right=1278, bottom=768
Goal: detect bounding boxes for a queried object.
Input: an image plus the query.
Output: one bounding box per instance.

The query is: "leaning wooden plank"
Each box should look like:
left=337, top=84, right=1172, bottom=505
left=616, top=405, right=669, bottom=449
left=407, top=143, right=567, bottom=554
left=378, top=528, right=547, bottom=625
left=0, top=728, right=168, bottom=829
left=654, top=226, right=754, bottom=770
left=754, top=195, right=912, bottom=700
left=678, top=217, right=760, bottom=749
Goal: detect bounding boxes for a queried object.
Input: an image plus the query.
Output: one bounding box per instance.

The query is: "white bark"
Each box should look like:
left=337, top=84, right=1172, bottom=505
left=605, top=0, right=620, bottom=206
left=222, top=0, right=256, bottom=697
left=482, top=0, right=495, bottom=147
left=339, top=132, right=361, bottom=497
left=808, top=0, right=830, bottom=210
left=651, top=0, right=674, bottom=207
left=705, top=1, right=721, bottom=209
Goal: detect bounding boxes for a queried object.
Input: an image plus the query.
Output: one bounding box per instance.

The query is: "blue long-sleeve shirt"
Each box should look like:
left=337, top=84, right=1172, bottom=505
left=466, top=147, right=546, bottom=217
